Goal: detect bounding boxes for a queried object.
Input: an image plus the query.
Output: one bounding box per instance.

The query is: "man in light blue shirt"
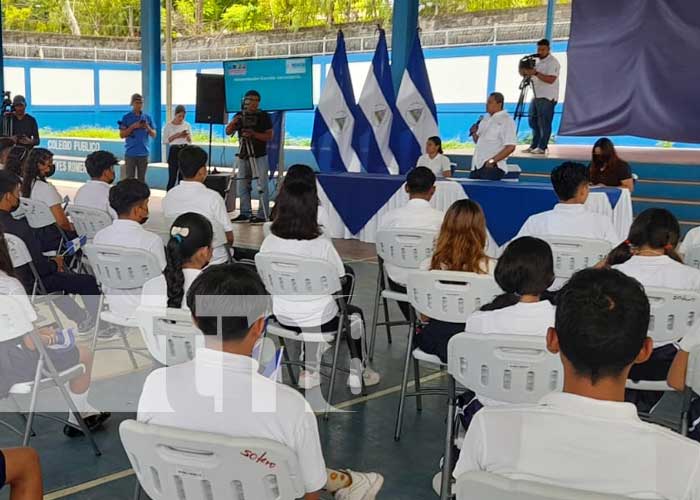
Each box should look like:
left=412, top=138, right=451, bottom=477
left=119, top=93, right=156, bottom=182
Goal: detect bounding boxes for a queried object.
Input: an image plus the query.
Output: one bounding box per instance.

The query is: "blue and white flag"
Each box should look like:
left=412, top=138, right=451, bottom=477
left=311, top=31, right=362, bottom=173
left=390, top=31, right=439, bottom=174
left=354, top=29, right=399, bottom=175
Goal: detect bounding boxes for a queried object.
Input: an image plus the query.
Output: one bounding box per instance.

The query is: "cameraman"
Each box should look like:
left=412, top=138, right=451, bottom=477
left=523, top=39, right=560, bottom=154
left=226, top=90, right=273, bottom=223
left=118, top=93, right=156, bottom=182
left=10, top=95, right=40, bottom=148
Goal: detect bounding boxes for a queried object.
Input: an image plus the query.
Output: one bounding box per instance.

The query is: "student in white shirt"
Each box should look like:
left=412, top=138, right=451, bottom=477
left=162, top=145, right=233, bottom=265
left=137, top=264, right=384, bottom=500
left=259, top=179, right=380, bottom=392
left=514, top=161, right=621, bottom=246
left=469, top=92, right=517, bottom=181
left=415, top=136, right=451, bottom=178
left=680, top=226, right=700, bottom=258
left=93, top=179, right=166, bottom=320
left=163, top=105, right=192, bottom=191
left=141, top=213, right=213, bottom=310
left=74, top=150, right=117, bottom=218
left=454, top=268, right=700, bottom=499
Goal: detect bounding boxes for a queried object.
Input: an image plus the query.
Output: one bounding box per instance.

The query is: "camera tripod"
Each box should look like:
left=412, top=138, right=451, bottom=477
left=237, top=134, right=269, bottom=221
left=513, top=75, right=532, bottom=132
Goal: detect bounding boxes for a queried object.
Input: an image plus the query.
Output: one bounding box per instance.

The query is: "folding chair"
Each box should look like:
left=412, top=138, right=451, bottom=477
left=255, top=252, right=358, bottom=419
left=685, top=244, right=700, bottom=270
left=541, top=236, right=612, bottom=280
left=66, top=205, right=112, bottom=241
left=395, top=270, right=501, bottom=441
left=369, top=228, right=437, bottom=360
left=19, top=197, right=69, bottom=256
left=439, top=332, right=563, bottom=499
left=454, top=471, right=630, bottom=500
left=83, top=244, right=163, bottom=369
left=134, top=305, right=203, bottom=366
left=120, top=420, right=305, bottom=500
left=0, top=295, right=101, bottom=455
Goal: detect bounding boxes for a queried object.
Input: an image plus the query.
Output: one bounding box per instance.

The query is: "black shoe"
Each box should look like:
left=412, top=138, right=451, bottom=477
left=249, top=216, right=267, bottom=224
left=77, top=314, right=97, bottom=334
left=63, top=412, right=111, bottom=438
left=232, top=214, right=251, bottom=222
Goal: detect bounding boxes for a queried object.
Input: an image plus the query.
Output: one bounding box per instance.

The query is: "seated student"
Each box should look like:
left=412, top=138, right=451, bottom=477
left=416, top=136, right=452, bottom=178
left=589, top=137, right=634, bottom=192
left=162, top=145, right=233, bottom=265
left=271, top=164, right=330, bottom=235
left=415, top=199, right=496, bottom=362
left=514, top=161, right=621, bottom=246
left=93, top=179, right=166, bottom=320
left=259, top=178, right=380, bottom=393
left=74, top=150, right=118, bottom=218
left=667, top=329, right=700, bottom=440
left=141, top=213, right=213, bottom=310
left=454, top=268, right=700, bottom=499
left=680, top=225, right=700, bottom=258
left=0, top=171, right=99, bottom=330
left=0, top=138, right=15, bottom=169
left=138, top=264, right=384, bottom=500
left=0, top=447, right=42, bottom=499
left=0, top=232, right=110, bottom=436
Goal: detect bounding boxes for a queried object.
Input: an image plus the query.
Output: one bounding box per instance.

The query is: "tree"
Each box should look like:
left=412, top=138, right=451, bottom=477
left=63, top=0, right=81, bottom=35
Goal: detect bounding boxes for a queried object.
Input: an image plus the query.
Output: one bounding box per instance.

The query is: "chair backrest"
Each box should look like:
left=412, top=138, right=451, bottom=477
left=255, top=252, right=342, bottom=296
left=83, top=244, right=163, bottom=290
left=448, top=332, right=563, bottom=404
left=19, top=197, right=57, bottom=229
left=0, top=295, right=34, bottom=343
left=542, top=236, right=611, bottom=279
left=685, top=245, right=700, bottom=270
left=67, top=205, right=113, bottom=239
left=455, top=471, right=630, bottom=500
left=4, top=233, right=33, bottom=268
left=119, top=420, right=306, bottom=500
left=375, top=228, right=437, bottom=269
left=686, top=344, right=700, bottom=395
left=645, top=287, right=700, bottom=345
left=406, top=270, right=501, bottom=323
left=262, top=221, right=272, bottom=238
left=135, top=306, right=203, bottom=366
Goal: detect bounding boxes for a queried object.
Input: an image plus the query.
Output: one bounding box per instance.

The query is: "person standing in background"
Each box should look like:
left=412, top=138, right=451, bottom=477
left=118, top=93, right=156, bottom=183
left=162, top=105, right=192, bottom=191
left=523, top=39, right=560, bottom=155
left=10, top=95, right=39, bottom=149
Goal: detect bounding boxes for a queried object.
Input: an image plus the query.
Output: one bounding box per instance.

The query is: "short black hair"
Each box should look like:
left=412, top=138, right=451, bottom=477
left=550, top=161, right=589, bottom=201
left=538, top=38, right=551, bottom=47
left=85, top=150, right=118, bottom=179
left=489, top=92, right=505, bottom=107
left=174, top=104, right=186, bottom=115
left=406, top=166, right=436, bottom=195
left=178, top=145, right=208, bottom=178
left=186, top=263, right=270, bottom=342
left=245, top=90, right=261, bottom=100
left=109, top=178, right=150, bottom=215
left=555, top=268, right=650, bottom=384
left=0, top=170, right=21, bottom=197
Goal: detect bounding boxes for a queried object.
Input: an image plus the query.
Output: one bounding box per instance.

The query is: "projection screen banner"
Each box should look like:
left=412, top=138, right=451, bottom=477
left=559, top=0, right=700, bottom=143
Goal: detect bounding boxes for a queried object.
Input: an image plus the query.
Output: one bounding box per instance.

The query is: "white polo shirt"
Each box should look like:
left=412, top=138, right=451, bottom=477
left=259, top=233, right=344, bottom=328
left=416, top=153, right=452, bottom=178
left=515, top=203, right=621, bottom=246
left=472, top=110, right=517, bottom=173
left=30, top=179, right=62, bottom=207
left=0, top=271, right=37, bottom=326
left=140, top=268, right=202, bottom=309
left=613, top=255, right=700, bottom=292
left=162, top=181, right=233, bottom=265
left=137, top=349, right=327, bottom=494
left=74, top=180, right=116, bottom=219
left=680, top=227, right=700, bottom=256
left=380, top=198, right=444, bottom=285
left=454, top=392, right=700, bottom=500
left=93, top=219, right=167, bottom=319
left=533, top=54, right=561, bottom=101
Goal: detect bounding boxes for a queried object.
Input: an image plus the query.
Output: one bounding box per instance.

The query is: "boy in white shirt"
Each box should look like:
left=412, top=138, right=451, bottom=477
left=454, top=268, right=700, bottom=499
left=74, top=150, right=117, bottom=218
left=137, top=264, right=383, bottom=500
left=93, top=179, right=166, bottom=320
left=680, top=226, right=700, bottom=258
left=162, top=145, right=234, bottom=265
left=514, top=161, right=621, bottom=246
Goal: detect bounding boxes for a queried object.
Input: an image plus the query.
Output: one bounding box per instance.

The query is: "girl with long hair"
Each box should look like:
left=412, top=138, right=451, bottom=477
left=590, top=137, right=634, bottom=191
left=416, top=136, right=452, bottom=178
left=268, top=163, right=329, bottom=236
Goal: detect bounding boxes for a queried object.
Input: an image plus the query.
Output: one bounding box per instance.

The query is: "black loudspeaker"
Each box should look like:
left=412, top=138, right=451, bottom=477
left=204, top=173, right=229, bottom=199
left=195, top=74, right=227, bottom=125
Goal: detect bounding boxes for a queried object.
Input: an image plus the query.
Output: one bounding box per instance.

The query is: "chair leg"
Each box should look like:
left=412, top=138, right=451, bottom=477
left=90, top=295, right=105, bottom=353
left=133, top=477, right=142, bottom=500
left=440, top=377, right=457, bottom=500
left=22, top=360, right=44, bottom=446
left=279, top=338, right=297, bottom=386
left=369, top=266, right=383, bottom=361
left=324, top=320, right=344, bottom=420
left=45, top=296, right=65, bottom=330
left=394, top=313, right=415, bottom=441
left=414, top=357, right=422, bottom=412
left=9, top=396, right=34, bottom=438
left=121, top=331, right=140, bottom=370
left=58, top=381, right=101, bottom=456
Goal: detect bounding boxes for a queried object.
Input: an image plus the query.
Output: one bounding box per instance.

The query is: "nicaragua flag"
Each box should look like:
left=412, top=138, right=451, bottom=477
left=354, top=29, right=399, bottom=175
left=311, top=31, right=362, bottom=173
left=390, top=30, right=439, bottom=174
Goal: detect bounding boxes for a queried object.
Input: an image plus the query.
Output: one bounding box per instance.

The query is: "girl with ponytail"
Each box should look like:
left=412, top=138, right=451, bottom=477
left=141, top=212, right=213, bottom=309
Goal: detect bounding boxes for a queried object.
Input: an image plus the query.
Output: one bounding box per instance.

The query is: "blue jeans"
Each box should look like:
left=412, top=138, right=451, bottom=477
left=529, top=97, right=556, bottom=150
left=236, top=155, right=270, bottom=219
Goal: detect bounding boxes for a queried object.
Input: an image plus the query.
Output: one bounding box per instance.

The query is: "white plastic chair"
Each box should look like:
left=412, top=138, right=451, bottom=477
left=67, top=205, right=113, bottom=240
left=19, top=197, right=68, bottom=255
left=685, top=245, right=700, bottom=270
left=395, top=270, right=501, bottom=441
left=455, top=471, right=630, bottom=500
left=255, top=251, right=353, bottom=419
left=134, top=305, right=204, bottom=366
left=542, top=236, right=612, bottom=279
left=120, top=420, right=305, bottom=500
left=83, top=244, right=163, bottom=369
left=369, top=228, right=437, bottom=360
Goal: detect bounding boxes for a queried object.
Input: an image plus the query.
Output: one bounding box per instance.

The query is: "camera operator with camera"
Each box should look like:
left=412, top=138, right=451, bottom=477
left=7, top=95, right=40, bottom=148
left=522, top=39, right=560, bottom=155
left=226, top=89, right=273, bottom=223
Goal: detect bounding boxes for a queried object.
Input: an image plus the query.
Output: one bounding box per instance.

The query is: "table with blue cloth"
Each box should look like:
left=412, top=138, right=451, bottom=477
left=316, top=172, right=633, bottom=246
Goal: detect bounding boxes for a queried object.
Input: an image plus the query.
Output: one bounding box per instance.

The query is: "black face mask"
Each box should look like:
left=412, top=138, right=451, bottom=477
left=139, top=216, right=149, bottom=225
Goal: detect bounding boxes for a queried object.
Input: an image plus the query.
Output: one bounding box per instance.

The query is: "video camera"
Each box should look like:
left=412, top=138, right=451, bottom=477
left=518, top=54, right=539, bottom=77
left=1, top=91, right=14, bottom=115
left=238, top=96, right=260, bottom=130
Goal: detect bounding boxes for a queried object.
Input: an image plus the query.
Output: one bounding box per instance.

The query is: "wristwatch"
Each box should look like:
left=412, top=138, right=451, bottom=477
left=487, top=158, right=496, bottom=166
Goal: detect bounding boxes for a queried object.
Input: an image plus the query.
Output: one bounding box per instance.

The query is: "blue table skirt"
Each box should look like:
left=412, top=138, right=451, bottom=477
left=317, top=173, right=622, bottom=245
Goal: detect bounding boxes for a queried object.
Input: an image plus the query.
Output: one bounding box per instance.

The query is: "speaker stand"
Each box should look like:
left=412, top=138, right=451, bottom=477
left=207, top=121, right=218, bottom=174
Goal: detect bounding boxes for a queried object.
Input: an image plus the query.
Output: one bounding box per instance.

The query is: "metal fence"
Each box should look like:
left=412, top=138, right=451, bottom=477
left=3, top=21, right=570, bottom=63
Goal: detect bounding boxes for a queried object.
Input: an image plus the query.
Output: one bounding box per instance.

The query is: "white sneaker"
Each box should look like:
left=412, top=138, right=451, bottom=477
left=347, top=367, right=381, bottom=394
left=363, top=367, right=381, bottom=387
left=298, top=370, right=321, bottom=390
left=334, top=470, right=384, bottom=500
left=523, top=147, right=535, bottom=153
left=531, top=148, right=546, bottom=155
